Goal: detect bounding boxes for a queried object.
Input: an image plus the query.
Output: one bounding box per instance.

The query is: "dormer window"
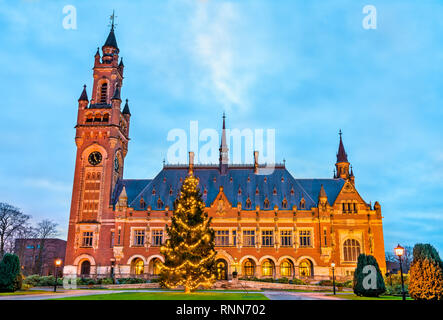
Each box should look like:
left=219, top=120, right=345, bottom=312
left=264, top=197, right=270, bottom=209
left=245, top=197, right=252, bottom=209
left=290, top=187, right=295, bottom=196
left=247, top=176, right=250, bottom=183
left=238, top=187, right=242, bottom=196
left=281, top=177, right=285, bottom=182
left=273, top=187, right=277, bottom=195
left=169, top=187, right=173, bottom=196
left=157, top=198, right=163, bottom=209
left=230, top=177, right=233, bottom=183
left=203, top=187, right=207, bottom=196
left=213, top=177, right=216, bottom=183
left=256, top=186, right=259, bottom=195
left=282, top=197, right=288, bottom=209
left=140, top=198, right=146, bottom=209
left=300, top=197, right=306, bottom=209
left=152, top=188, right=156, bottom=196
left=163, top=177, right=166, bottom=183
left=264, top=177, right=267, bottom=183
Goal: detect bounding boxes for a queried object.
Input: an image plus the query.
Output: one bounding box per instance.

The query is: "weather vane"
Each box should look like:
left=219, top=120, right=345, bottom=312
left=109, top=10, right=118, bottom=30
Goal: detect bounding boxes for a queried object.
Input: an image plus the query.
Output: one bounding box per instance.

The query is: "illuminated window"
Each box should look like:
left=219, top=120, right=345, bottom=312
left=262, top=260, right=274, bottom=277
left=132, top=258, right=144, bottom=275
left=300, top=197, right=306, bottom=209
left=80, top=260, right=91, bottom=276
left=243, top=259, right=255, bottom=277
left=133, top=229, right=145, bottom=246
left=232, top=230, right=237, bottom=246
left=299, top=230, right=312, bottom=247
left=152, top=259, right=162, bottom=275
left=280, top=260, right=293, bottom=277
left=245, top=197, right=252, bottom=209
left=343, top=239, right=361, bottom=262
left=82, top=232, right=93, bottom=247
left=151, top=230, right=163, bottom=246
left=82, top=170, right=101, bottom=221
left=264, top=197, right=270, bottom=209
left=261, top=230, right=274, bottom=247
left=280, top=230, right=292, bottom=247
left=323, top=229, right=327, bottom=246
left=282, top=197, right=288, bottom=209
left=215, top=230, right=230, bottom=247
left=243, top=230, right=255, bottom=247
left=110, top=231, right=114, bottom=248
left=103, top=113, right=109, bottom=122
left=299, top=259, right=313, bottom=277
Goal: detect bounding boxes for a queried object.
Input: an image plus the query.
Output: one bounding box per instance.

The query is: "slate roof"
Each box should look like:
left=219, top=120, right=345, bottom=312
left=337, top=131, right=348, bottom=163
left=104, top=28, right=119, bottom=49
left=115, top=165, right=345, bottom=211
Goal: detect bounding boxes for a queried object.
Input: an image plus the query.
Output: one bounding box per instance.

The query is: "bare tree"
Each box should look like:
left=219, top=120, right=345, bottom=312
left=0, top=202, right=30, bottom=259
left=33, top=219, right=59, bottom=275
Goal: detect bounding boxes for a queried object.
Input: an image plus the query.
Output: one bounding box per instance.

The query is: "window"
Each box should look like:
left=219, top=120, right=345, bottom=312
left=99, top=82, right=108, bottom=103
left=299, top=230, right=312, bottom=247
left=245, top=197, right=252, bottom=209
left=82, top=171, right=101, bottom=221
left=132, top=258, right=144, bottom=275
left=243, top=230, right=255, bottom=247
left=117, top=229, right=121, bottom=245
left=262, top=230, right=274, bottom=247
left=232, top=230, right=237, bottom=246
left=280, top=230, right=292, bottom=247
left=256, top=186, right=259, bottom=195
left=26, top=245, right=35, bottom=249
left=82, top=232, right=93, bottom=247
left=110, top=231, right=115, bottom=248
left=140, top=198, right=146, bottom=209
left=280, top=260, right=292, bottom=277
left=243, top=259, right=255, bottom=277
left=215, top=230, right=230, bottom=246
left=262, top=260, right=274, bottom=276
left=133, top=229, right=145, bottom=246
left=264, top=197, right=270, bottom=209
left=80, top=260, right=91, bottom=276
left=103, top=113, right=109, bottom=122
left=282, top=197, right=288, bottom=209
left=152, top=259, right=162, bottom=275
left=157, top=198, right=163, bottom=209
left=343, top=239, right=361, bottom=262
left=299, top=259, right=312, bottom=277
left=151, top=230, right=163, bottom=246
left=300, top=198, right=306, bottom=209
left=323, top=229, right=327, bottom=246
left=273, top=187, right=277, bottom=195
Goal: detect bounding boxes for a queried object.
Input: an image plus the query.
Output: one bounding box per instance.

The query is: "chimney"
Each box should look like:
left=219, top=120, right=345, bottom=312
left=189, top=151, right=195, bottom=175
left=254, top=151, right=259, bottom=174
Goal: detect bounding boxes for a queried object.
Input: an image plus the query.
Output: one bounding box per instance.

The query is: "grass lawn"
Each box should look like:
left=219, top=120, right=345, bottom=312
left=327, top=293, right=413, bottom=301
left=0, top=290, right=49, bottom=296
left=52, top=292, right=269, bottom=300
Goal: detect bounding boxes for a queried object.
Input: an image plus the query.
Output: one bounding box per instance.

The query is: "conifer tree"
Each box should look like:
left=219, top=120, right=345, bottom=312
left=159, top=172, right=216, bottom=293
left=409, top=243, right=443, bottom=300
left=0, top=253, right=21, bottom=292
left=353, top=254, right=386, bottom=297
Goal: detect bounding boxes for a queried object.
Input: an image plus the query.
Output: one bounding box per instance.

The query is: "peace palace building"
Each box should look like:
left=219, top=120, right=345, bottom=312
left=64, top=24, right=386, bottom=282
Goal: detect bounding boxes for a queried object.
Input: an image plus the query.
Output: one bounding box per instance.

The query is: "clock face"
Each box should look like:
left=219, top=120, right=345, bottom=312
left=88, top=151, right=102, bottom=166
left=114, top=156, right=120, bottom=172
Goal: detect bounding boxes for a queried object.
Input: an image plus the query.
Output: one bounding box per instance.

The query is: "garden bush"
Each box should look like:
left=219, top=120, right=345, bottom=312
left=117, top=277, right=146, bottom=284
left=0, top=253, right=21, bottom=292
left=353, top=254, right=386, bottom=297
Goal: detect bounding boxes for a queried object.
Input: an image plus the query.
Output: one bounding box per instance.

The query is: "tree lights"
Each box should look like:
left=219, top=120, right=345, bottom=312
left=159, top=172, right=216, bottom=293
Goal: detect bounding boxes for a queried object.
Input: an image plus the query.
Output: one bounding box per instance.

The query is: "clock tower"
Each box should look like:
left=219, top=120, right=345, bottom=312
left=64, top=20, right=131, bottom=275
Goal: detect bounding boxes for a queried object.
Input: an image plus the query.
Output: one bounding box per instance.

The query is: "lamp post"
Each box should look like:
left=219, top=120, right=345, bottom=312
left=394, top=244, right=406, bottom=301
left=331, top=263, right=336, bottom=295
left=54, top=259, right=62, bottom=293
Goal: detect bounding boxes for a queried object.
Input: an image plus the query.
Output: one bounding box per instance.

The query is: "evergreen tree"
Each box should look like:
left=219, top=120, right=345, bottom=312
left=409, top=243, right=443, bottom=300
left=0, top=253, right=21, bottom=292
left=159, top=172, right=216, bottom=293
left=353, top=254, right=386, bottom=297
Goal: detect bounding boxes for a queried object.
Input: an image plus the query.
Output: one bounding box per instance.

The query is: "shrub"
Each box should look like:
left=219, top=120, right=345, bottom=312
left=384, top=273, right=409, bottom=295
left=409, top=243, right=443, bottom=300
left=0, top=253, right=21, bottom=292
left=277, top=277, right=289, bottom=284
left=99, top=278, right=114, bottom=285
left=353, top=254, right=386, bottom=297
left=117, top=277, right=146, bottom=284
left=289, top=278, right=307, bottom=285
left=150, top=278, right=160, bottom=283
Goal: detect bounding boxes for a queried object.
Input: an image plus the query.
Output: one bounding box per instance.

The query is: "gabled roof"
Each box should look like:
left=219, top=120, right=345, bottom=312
left=122, top=166, right=345, bottom=211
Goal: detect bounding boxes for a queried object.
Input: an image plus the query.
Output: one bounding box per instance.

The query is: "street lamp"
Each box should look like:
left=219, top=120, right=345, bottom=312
left=54, top=259, right=62, bottom=293
left=331, top=263, right=336, bottom=295
left=394, top=244, right=406, bottom=301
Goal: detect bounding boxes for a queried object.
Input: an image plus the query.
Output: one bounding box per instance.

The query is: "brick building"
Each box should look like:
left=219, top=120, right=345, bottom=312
left=64, top=23, right=386, bottom=281
left=15, top=238, right=66, bottom=276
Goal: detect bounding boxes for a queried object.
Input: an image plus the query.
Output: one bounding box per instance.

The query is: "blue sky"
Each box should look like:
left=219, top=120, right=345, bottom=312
left=0, top=0, right=442, bottom=254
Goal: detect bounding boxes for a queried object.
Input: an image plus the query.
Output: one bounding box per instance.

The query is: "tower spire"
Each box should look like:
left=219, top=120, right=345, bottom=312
left=219, top=112, right=229, bottom=175
left=335, top=130, right=351, bottom=180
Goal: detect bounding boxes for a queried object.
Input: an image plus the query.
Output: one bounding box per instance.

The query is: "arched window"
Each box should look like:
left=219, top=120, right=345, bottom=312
left=85, top=113, right=93, bottom=123
left=300, top=197, right=306, bottom=209
left=80, top=260, right=91, bottom=276
left=343, top=239, right=361, bottom=262
left=94, top=113, right=102, bottom=122
left=282, top=197, right=288, bottom=209
left=140, top=198, right=146, bottom=209
left=299, top=259, right=313, bottom=277
left=261, top=260, right=274, bottom=277
left=102, top=113, right=109, bottom=122
left=243, top=259, right=255, bottom=277
left=131, top=258, right=144, bottom=275
left=152, top=259, right=162, bottom=276
left=99, top=82, right=108, bottom=103
left=280, top=260, right=293, bottom=277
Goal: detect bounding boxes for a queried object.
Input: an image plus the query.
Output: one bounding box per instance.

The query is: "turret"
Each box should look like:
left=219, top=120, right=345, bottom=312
left=219, top=113, right=229, bottom=175
left=335, top=130, right=351, bottom=179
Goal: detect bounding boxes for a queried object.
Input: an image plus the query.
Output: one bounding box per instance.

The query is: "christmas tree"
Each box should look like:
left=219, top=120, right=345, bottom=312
left=159, top=171, right=216, bottom=293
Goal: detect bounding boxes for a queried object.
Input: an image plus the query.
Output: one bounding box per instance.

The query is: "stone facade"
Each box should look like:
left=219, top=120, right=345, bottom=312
left=64, top=24, right=386, bottom=282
